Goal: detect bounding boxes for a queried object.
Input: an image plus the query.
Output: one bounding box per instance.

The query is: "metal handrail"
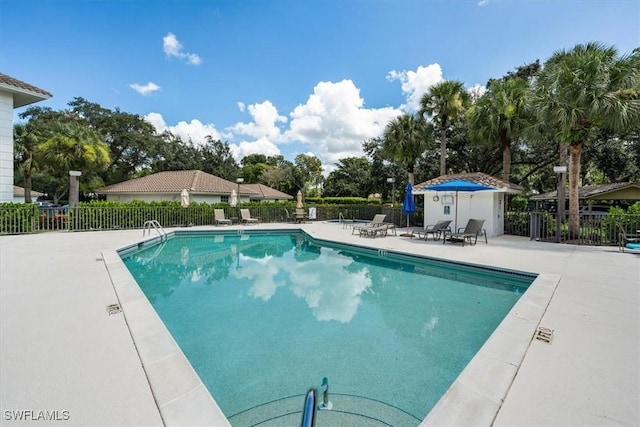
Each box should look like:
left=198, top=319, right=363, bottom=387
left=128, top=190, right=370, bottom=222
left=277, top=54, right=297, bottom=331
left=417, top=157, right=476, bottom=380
left=143, top=220, right=167, bottom=242
left=300, top=388, right=317, bottom=427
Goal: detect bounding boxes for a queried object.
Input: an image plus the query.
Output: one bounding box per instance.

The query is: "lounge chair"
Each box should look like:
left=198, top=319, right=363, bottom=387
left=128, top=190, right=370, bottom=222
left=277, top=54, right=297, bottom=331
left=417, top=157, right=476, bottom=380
left=618, top=223, right=640, bottom=252
left=240, top=208, right=259, bottom=225
left=214, top=209, right=232, bottom=226
left=413, top=220, right=452, bottom=241
left=443, top=219, right=486, bottom=246
left=358, top=224, right=389, bottom=238
left=352, top=214, right=387, bottom=235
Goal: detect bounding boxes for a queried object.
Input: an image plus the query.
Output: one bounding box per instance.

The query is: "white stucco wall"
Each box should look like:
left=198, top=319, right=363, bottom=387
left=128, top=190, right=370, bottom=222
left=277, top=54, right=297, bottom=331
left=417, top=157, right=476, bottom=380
left=419, top=190, right=505, bottom=237
left=0, top=92, right=13, bottom=203
left=104, top=193, right=250, bottom=204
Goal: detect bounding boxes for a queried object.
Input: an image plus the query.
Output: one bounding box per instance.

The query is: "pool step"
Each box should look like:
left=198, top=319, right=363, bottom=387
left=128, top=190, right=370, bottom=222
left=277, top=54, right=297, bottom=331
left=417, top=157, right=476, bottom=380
left=227, top=393, right=422, bottom=426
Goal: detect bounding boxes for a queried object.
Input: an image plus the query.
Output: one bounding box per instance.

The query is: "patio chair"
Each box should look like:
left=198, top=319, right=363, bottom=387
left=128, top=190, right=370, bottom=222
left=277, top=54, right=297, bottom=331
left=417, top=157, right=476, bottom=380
left=358, top=224, right=389, bottom=238
left=413, top=220, right=452, bottom=241
left=618, top=223, right=640, bottom=252
left=214, top=209, right=232, bottom=226
left=284, top=208, right=296, bottom=223
left=240, top=208, right=259, bottom=225
left=443, top=219, right=487, bottom=247
left=352, top=214, right=387, bottom=235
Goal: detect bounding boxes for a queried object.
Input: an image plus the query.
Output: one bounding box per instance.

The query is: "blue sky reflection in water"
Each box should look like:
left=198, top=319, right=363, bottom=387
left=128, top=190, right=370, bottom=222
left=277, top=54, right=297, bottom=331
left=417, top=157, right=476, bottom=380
left=122, top=233, right=532, bottom=420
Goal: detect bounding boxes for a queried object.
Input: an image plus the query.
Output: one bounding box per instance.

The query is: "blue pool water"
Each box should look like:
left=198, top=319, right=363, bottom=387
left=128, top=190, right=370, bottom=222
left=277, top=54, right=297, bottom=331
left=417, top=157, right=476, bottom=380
left=121, top=232, right=534, bottom=424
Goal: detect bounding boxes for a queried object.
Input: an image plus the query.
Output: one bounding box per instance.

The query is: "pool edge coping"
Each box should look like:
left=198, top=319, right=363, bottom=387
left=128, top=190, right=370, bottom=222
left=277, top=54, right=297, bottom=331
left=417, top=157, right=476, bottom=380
left=104, top=228, right=558, bottom=426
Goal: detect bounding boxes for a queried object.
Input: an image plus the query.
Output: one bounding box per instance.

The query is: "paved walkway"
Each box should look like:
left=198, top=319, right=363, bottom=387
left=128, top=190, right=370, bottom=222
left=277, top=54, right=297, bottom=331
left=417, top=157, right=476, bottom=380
left=1, top=223, right=638, bottom=426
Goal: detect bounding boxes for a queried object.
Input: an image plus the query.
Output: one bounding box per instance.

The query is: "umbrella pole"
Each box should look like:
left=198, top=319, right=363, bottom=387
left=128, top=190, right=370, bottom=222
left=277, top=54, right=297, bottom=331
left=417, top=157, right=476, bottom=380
left=455, top=190, right=458, bottom=231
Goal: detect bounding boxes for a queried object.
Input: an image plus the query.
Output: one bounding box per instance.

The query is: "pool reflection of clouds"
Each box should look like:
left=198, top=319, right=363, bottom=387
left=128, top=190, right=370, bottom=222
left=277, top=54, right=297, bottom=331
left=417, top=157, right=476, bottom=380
left=238, top=248, right=373, bottom=323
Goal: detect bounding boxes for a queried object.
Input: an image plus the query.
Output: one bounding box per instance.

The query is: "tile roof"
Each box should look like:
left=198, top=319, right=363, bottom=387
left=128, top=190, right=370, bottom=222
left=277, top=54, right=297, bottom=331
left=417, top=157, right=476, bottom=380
left=242, top=183, right=293, bottom=200
left=13, top=185, right=43, bottom=197
left=0, top=73, right=52, bottom=98
left=96, top=170, right=261, bottom=195
left=530, top=182, right=640, bottom=200
left=415, top=172, right=524, bottom=192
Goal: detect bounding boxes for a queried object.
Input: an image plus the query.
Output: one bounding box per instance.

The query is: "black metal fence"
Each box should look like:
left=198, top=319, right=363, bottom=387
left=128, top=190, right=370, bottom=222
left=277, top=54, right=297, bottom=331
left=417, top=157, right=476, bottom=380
left=2, top=203, right=636, bottom=248
left=506, top=211, right=640, bottom=246
left=0, top=204, right=419, bottom=234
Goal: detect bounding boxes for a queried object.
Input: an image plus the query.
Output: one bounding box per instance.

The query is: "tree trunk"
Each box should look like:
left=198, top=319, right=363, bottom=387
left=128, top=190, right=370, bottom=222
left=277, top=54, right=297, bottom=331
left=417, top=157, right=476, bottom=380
left=501, top=134, right=511, bottom=183
left=23, top=171, right=32, bottom=204
left=440, top=134, right=447, bottom=176
left=559, top=142, right=568, bottom=227
left=568, top=142, right=582, bottom=239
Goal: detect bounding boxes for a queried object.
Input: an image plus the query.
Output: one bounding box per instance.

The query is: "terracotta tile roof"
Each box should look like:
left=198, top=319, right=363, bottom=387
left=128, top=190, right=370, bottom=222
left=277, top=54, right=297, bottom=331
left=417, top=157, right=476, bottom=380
left=415, top=172, right=524, bottom=192
left=0, top=73, right=52, bottom=97
left=13, top=185, right=43, bottom=197
left=96, top=170, right=260, bottom=196
left=242, top=183, right=293, bottom=200
left=530, top=182, right=640, bottom=200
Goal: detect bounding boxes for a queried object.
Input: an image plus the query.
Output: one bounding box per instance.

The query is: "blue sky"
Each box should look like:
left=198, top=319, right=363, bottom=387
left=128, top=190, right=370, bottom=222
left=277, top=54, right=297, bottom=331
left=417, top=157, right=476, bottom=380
left=2, top=0, right=638, bottom=174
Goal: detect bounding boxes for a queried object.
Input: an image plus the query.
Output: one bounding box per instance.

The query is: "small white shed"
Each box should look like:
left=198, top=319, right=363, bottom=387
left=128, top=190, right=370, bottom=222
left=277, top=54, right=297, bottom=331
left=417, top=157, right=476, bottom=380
left=414, top=172, right=523, bottom=238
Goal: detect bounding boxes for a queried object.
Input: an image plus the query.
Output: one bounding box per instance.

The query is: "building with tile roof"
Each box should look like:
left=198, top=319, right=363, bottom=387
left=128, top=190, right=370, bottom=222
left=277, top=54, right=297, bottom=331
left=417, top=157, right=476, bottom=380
left=241, top=183, right=293, bottom=202
left=414, top=172, right=524, bottom=237
left=13, top=185, right=43, bottom=203
left=96, top=170, right=292, bottom=203
left=1, top=73, right=52, bottom=202
left=530, top=182, right=640, bottom=201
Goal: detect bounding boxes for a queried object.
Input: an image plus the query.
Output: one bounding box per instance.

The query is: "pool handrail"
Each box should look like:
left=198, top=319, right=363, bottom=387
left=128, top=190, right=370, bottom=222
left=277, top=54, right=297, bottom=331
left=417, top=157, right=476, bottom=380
left=300, top=388, right=317, bottom=427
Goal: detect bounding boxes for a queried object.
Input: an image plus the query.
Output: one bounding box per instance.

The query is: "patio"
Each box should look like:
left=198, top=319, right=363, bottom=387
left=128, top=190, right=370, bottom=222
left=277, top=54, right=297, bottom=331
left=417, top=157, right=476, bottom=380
left=0, top=222, right=638, bottom=426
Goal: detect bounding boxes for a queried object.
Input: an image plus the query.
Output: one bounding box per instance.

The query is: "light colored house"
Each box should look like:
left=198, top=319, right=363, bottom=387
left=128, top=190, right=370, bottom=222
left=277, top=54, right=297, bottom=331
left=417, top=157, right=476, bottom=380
left=13, top=185, right=43, bottom=203
left=414, top=172, right=523, bottom=238
left=96, top=170, right=292, bottom=204
left=0, top=73, right=52, bottom=202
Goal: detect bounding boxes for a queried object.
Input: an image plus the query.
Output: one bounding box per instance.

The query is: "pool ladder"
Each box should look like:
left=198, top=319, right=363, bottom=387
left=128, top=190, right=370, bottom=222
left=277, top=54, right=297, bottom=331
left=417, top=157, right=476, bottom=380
left=301, top=377, right=332, bottom=427
left=143, top=220, right=167, bottom=242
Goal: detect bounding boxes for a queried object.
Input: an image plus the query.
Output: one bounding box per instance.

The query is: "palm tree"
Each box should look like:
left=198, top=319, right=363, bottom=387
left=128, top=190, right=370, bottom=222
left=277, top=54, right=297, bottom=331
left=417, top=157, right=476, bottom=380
left=38, top=122, right=111, bottom=200
left=467, top=77, right=532, bottom=183
left=382, top=114, right=433, bottom=185
left=533, top=42, right=640, bottom=238
left=13, top=123, right=40, bottom=203
left=420, top=80, right=471, bottom=176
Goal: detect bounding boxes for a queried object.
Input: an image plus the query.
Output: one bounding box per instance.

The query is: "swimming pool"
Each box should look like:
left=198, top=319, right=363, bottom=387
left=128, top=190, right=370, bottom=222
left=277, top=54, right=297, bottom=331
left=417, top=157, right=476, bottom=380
left=120, top=231, right=536, bottom=425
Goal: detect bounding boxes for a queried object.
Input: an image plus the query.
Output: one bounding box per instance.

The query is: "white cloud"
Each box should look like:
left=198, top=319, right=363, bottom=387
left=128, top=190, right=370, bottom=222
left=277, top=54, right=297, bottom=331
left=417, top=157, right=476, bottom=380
left=129, top=82, right=161, bottom=96
left=163, top=32, right=202, bottom=65
left=144, top=112, right=221, bottom=145
left=468, top=83, right=487, bottom=101
left=282, top=79, right=402, bottom=170
left=232, top=136, right=282, bottom=161
left=478, top=0, right=490, bottom=6
left=386, top=63, right=443, bottom=112
left=229, top=100, right=287, bottom=140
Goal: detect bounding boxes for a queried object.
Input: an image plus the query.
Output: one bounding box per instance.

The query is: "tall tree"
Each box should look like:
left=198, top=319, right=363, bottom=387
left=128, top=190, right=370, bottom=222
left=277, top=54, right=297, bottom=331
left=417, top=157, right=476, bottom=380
left=323, top=157, right=372, bottom=197
left=420, top=80, right=471, bottom=176
left=381, top=114, right=432, bottom=185
left=13, top=123, right=40, bottom=202
left=68, top=98, right=162, bottom=185
left=533, top=42, right=640, bottom=237
left=199, top=136, right=240, bottom=180
left=467, top=77, right=532, bottom=183
left=37, top=122, right=111, bottom=201
left=295, top=154, right=324, bottom=196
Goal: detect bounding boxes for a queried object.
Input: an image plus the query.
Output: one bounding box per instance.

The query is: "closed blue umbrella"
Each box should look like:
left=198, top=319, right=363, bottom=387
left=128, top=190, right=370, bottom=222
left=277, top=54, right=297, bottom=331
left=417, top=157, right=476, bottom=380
left=402, top=182, right=417, bottom=230
left=423, top=179, right=493, bottom=230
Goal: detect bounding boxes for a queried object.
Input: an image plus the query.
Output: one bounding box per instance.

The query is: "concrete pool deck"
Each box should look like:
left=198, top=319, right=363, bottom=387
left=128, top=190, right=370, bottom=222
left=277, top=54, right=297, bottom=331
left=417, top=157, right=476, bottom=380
left=0, top=222, right=638, bottom=426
